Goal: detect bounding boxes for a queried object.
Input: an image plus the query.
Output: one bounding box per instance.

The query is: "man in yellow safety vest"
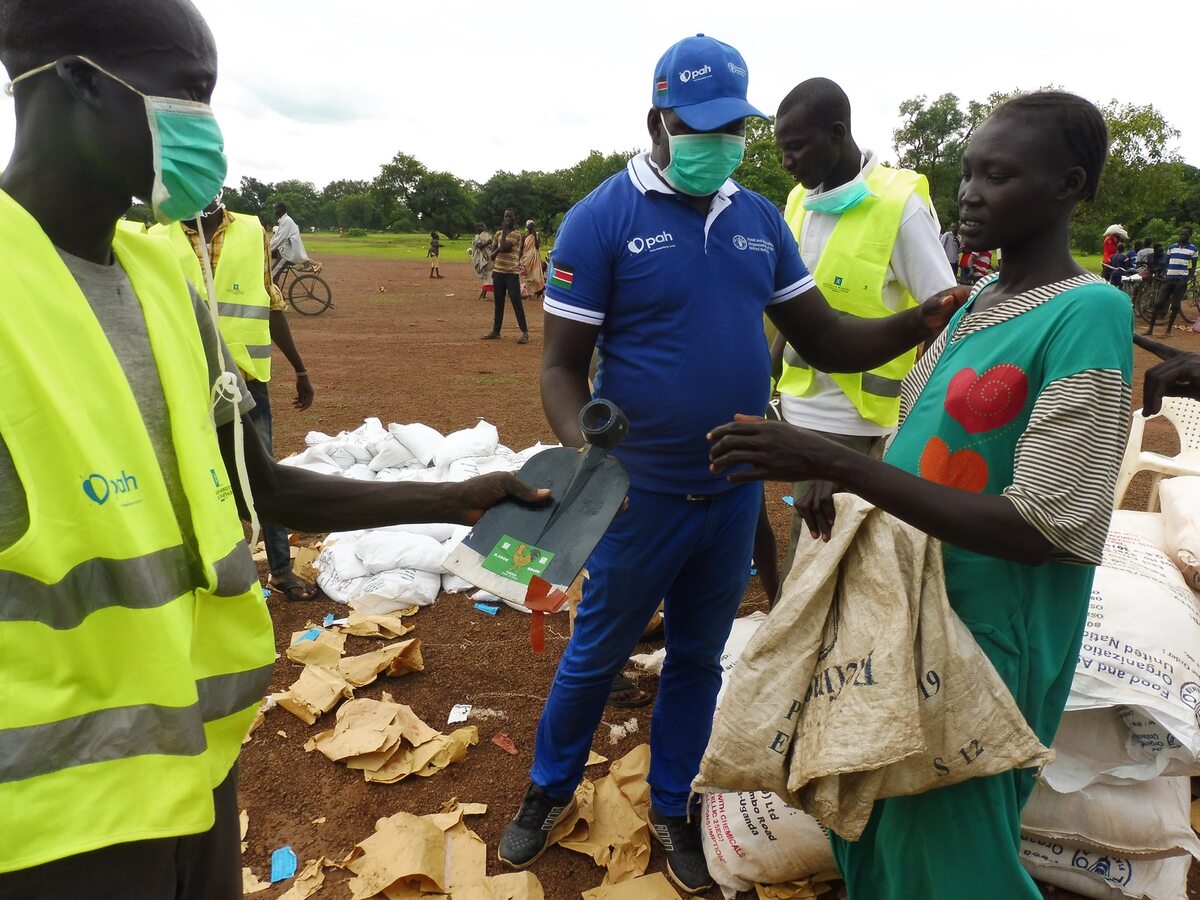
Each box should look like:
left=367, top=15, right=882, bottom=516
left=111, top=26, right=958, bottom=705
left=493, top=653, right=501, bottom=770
left=0, top=1, right=545, bottom=896
left=770, top=77, right=957, bottom=578
left=156, top=196, right=320, bottom=601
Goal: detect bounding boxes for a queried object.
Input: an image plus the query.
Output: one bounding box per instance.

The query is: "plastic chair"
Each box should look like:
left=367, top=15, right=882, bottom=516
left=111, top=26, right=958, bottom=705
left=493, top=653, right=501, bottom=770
left=1114, top=397, right=1200, bottom=510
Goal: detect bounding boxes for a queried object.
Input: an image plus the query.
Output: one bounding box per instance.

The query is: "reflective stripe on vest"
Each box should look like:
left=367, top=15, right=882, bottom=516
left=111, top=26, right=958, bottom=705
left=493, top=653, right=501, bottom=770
left=157, top=211, right=274, bottom=382
left=777, top=165, right=930, bottom=428
left=0, top=191, right=276, bottom=874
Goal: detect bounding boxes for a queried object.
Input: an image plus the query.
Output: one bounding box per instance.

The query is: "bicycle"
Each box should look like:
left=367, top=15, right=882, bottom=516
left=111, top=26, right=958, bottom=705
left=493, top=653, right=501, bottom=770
left=1134, top=273, right=1196, bottom=327
left=276, top=260, right=333, bottom=315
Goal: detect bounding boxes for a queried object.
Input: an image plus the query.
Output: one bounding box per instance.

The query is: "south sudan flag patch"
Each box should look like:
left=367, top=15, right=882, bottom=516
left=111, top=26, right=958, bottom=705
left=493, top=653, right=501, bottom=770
left=655, top=76, right=668, bottom=97
left=549, top=262, right=574, bottom=290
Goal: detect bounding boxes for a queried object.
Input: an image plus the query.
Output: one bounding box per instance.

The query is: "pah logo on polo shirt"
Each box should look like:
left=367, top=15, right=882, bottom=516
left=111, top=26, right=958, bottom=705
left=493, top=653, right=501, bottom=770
left=679, top=64, right=712, bottom=84
left=627, top=230, right=675, bottom=255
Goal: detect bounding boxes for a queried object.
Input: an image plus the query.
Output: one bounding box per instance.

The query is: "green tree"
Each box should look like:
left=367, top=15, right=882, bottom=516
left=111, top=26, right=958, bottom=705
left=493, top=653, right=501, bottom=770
left=372, top=152, right=428, bottom=225
left=557, top=149, right=639, bottom=205
left=736, top=117, right=792, bottom=207
left=318, top=178, right=370, bottom=229
left=408, top=171, right=476, bottom=238
left=235, top=176, right=275, bottom=219
left=1071, top=102, right=1186, bottom=252
left=335, top=192, right=375, bottom=229
left=892, top=93, right=968, bottom=224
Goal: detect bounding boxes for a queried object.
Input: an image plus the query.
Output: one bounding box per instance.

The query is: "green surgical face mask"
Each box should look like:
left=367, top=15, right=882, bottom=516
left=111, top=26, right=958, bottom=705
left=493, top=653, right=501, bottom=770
left=7, top=56, right=228, bottom=225
left=659, top=113, right=745, bottom=197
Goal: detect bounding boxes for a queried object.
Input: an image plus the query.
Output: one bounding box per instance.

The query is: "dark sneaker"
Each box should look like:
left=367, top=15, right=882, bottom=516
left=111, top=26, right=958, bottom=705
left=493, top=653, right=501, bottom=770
left=497, top=784, right=576, bottom=869
left=649, top=806, right=713, bottom=894
left=480, top=332, right=501, bottom=340
left=517, top=332, right=530, bottom=344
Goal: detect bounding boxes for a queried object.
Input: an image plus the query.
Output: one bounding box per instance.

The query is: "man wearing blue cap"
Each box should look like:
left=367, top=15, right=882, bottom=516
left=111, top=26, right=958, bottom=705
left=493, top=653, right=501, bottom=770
left=499, top=35, right=967, bottom=893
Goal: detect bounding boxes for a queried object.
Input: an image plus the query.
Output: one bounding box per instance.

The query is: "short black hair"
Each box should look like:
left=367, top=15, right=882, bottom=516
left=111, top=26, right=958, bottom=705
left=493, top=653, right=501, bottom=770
left=0, top=0, right=207, bottom=80
left=989, top=91, right=1108, bottom=203
left=777, top=77, right=851, bottom=128
left=275, top=201, right=288, bottom=213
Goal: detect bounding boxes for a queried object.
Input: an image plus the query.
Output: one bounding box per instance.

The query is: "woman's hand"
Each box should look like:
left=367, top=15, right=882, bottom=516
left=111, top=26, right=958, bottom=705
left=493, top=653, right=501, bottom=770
left=708, top=415, right=845, bottom=483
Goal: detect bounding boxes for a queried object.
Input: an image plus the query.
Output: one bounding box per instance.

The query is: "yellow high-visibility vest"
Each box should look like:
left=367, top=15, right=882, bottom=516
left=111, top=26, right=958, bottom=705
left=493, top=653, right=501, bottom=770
left=156, top=211, right=274, bottom=382
left=0, top=190, right=275, bottom=873
left=778, top=165, right=930, bottom=428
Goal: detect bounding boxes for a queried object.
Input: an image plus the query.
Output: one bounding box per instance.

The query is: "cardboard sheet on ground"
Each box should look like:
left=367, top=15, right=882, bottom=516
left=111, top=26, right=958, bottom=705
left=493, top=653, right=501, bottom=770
left=338, top=610, right=416, bottom=638
left=277, top=664, right=354, bottom=724
left=307, top=696, right=477, bottom=783
left=286, top=628, right=346, bottom=668
left=242, top=867, right=271, bottom=894
left=444, top=400, right=629, bottom=607
left=277, top=858, right=326, bottom=900
left=336, top=638, right=424, bottom=687
left=754, top=881, right=831, bottom=900
left=558, top=744, right=652, bottom=885
left=581, top=872, right=682, bottom=899
left=448, top=871, right=545, bottom=899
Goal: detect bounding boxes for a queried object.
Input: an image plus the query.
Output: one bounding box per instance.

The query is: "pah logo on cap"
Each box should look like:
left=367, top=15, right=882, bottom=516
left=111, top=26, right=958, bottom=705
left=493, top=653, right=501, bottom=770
left=679, top=64, right=712, bottom=84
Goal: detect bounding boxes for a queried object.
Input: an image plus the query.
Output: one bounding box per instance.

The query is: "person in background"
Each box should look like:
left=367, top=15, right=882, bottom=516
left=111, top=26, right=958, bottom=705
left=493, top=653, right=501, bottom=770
left=1136, top=334, right=1200, bottom=412
left=269, top=200, right=309, bottom=283
left=0, top=1, right=548, bottom=894
left=155, top=195, right=319, bottom=602
left=1107, top=241, right=1132, bottom=285
left=710, top=90, right=1131, bottom=900
left=521, top=219, right=545, bottom=300
left=1101, top=223, right=1126, bottom=267
left=940, top=221, right=960, bottom=269
left=1135, top=237, right=1155, bottom=268
left=970, top=247, right=994, bottom=282
left=428, top=230, right=442, bottom=278
left=482, top=207, right=529, bottom=344
left=769, top=76, right=957, bottom=582
left=470, top=222, right=493, bottom=299
left=1145, top=226, right=1198, bottom=337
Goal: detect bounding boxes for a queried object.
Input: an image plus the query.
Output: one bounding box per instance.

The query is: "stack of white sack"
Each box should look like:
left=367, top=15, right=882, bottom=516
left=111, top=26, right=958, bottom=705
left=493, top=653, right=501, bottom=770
left=279, top=418, right=554, bottom=613
left=1027, top=508, right=1200, bottom=899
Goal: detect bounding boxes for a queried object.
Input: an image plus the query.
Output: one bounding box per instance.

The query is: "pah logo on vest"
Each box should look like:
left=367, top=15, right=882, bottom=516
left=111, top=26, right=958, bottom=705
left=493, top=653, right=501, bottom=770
left=82, top=470, right=141, bottom=508
left=678, top=64, right=712, bottom=84
left=627, top=230, right=676, bottom=255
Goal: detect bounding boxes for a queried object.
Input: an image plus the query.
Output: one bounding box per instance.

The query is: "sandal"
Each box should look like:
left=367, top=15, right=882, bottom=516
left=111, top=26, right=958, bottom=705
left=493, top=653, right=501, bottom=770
left=608, top=672, right=653, bottom=709
left=269, top=573, right=319, bottom=602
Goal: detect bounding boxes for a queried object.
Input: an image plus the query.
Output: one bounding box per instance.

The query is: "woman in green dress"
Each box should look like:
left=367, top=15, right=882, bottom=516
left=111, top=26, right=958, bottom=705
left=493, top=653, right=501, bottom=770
left=709, top=91, right=1133, bottom=899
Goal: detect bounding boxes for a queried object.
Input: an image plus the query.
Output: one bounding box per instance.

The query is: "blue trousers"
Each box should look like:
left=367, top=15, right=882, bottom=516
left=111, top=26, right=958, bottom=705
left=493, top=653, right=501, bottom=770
left=245, top=378, right=293, bottom=577
left=531, top=482, right=761, bottom=815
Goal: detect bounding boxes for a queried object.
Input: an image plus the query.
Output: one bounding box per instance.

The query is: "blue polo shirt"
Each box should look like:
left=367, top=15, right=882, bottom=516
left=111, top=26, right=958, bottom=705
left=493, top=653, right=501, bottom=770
left=545, top=153, right=813, bottom=494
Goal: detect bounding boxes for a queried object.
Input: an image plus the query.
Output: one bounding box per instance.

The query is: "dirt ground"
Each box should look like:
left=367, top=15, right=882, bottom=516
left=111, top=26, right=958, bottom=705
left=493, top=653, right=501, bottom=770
left=240, top=254, right=1200, bottom=899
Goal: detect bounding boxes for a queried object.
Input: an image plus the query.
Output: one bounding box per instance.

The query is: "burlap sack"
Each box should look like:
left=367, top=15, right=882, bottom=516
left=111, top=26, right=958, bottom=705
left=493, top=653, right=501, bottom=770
left=694, top=494, right=1052, bottom=839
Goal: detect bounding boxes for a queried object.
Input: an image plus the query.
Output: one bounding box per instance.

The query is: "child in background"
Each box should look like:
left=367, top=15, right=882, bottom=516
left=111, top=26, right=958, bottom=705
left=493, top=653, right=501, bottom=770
left=969, top=247, right=993, bottom=282
left=428, top=230, right=442, bottom=278
left=709, top=90, right=1132, bottom=899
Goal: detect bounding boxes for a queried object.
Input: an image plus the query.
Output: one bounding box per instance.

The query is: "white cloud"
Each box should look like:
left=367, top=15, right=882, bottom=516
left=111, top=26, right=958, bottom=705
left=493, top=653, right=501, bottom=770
left=1, top=0, right=1196, bottom=191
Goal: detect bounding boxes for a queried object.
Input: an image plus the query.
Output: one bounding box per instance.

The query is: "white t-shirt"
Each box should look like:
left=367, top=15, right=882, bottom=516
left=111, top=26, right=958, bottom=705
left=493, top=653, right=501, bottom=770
left=270, top=213, right=308, bottom=264
left=781, top=151, right=957, bottom=437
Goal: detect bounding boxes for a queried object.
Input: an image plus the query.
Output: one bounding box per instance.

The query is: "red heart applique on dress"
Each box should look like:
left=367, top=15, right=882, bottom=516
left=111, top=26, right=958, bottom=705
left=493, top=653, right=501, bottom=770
left=945, top=364, right=1029, bottom=434
left=919, top=437, right=989, bottom=493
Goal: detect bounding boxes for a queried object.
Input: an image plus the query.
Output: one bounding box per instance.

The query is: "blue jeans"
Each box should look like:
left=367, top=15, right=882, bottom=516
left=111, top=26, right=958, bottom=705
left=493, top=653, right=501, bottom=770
left=531, top=482, right=761, bottom=815
left=245, top=378, right=293, bottom=577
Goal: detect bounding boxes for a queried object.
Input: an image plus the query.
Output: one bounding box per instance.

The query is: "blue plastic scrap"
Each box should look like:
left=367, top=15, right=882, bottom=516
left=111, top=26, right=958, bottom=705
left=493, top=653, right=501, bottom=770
left=270, top=845, right=298, bottom=882
left=473, top=602, right=500, bottom=616
left=323, top=613, right=335, bottom=627
left=781, top=495, right=795, bottom=506
left=291, top=627, right=321, bottom=644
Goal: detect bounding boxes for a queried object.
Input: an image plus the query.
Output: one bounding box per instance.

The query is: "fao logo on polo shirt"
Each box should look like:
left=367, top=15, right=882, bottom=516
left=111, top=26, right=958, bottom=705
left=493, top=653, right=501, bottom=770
left=679, top=64, right=712, bottom=84
left=732, top=234, right=775, bottom=253
left=627, top=230, right=676, bottom=254
left=732, top=235, right=749, bottom=251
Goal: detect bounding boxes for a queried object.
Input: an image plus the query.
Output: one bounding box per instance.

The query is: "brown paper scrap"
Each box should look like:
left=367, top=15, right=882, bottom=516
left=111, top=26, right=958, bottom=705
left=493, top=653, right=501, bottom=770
left=363, top=726, right=478, bottom=784
left=307, top=697, right=404, bottom=761
left=242, top=867, right=271, bottom=894
left=278, top=858, right=326, bottom=900
left=586, top=751, right=608, bottom=767
left=451, top=871, right=546, bottom=900
left=340, top=611, right=416, bottom=638
left=344, top=811, right=446, bottom=900
left=560, top=744, right=651, bottom=884
left=277, top=665, right=353, bottom=724
left=581, top=872, right=681, bottom=899
left=295, top=544, right=320, bottom=580
left=239, top=809, right=249, bottom=853
left=491, top=732, right=518, bottom=755
left=336, top=638, right=424, bottom=688
left=755, top=880, right=833, bottom=899
left=286, top=628, right=346, bottom=668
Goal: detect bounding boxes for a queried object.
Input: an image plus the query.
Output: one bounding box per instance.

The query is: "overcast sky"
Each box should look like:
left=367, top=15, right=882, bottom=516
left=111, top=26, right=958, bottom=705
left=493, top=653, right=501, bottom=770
left=2, top=0, right=1197, bottom=190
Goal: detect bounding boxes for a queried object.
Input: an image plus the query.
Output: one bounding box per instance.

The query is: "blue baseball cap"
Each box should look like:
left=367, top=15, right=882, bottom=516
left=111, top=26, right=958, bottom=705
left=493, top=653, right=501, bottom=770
left=651, top=34, right=767, bottom=131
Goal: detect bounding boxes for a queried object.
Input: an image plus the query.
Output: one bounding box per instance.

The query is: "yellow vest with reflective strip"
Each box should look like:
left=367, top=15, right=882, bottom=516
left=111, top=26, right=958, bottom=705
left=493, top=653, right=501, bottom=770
left=777, top=165, right=930, bottom=428
left=0, top=191, right=275, bottom=873
left=155, top=212, right=274, bottom=382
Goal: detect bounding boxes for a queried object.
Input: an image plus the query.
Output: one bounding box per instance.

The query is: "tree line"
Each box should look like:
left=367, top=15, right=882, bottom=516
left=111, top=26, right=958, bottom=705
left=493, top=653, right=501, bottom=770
left=126, top=92, right=1196, bottom=251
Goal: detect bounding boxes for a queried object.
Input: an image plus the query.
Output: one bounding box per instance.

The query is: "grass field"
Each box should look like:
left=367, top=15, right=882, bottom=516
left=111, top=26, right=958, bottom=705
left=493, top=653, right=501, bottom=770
left=305, top=231, right=1108, bottom=277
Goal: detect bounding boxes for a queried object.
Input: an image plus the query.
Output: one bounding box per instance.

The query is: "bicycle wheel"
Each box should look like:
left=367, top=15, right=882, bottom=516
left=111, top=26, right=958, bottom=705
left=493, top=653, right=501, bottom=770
left=1136, top=281, right=1161, bottom=324
left=1183, top=280, right=1200, bottom=325
left=288, top=273, right=333, bottom=315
